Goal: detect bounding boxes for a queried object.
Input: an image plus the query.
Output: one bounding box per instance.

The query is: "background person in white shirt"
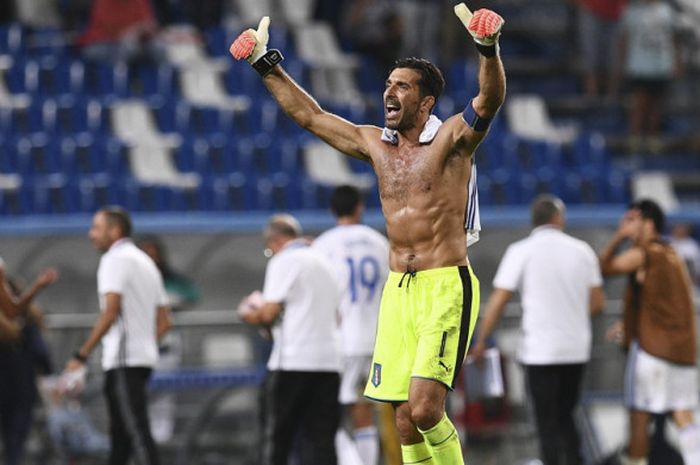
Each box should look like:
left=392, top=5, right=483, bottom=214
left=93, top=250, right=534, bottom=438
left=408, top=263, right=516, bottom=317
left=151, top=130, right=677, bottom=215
left=313, top=185, right=390, bottom=465
left=66, top=206, right=172, bottom=465
left=239, top=214, right=342, bottom=465
left=470, top=194, right=605, bottom=465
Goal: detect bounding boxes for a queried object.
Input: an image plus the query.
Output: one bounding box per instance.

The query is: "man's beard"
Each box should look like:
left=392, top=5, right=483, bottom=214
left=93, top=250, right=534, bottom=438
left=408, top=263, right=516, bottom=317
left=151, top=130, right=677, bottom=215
left=385, top=106, right=418, bottom=132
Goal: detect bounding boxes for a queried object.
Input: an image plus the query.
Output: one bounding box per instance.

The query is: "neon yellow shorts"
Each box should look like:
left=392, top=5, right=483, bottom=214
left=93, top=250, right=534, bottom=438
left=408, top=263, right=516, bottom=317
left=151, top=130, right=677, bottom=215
left=364, top=266, right=480, bottom=402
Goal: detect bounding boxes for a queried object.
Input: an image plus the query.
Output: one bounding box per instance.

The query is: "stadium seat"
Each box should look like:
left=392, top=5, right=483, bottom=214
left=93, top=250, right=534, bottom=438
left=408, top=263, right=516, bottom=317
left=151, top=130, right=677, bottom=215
left=209, top=172, right=255, bottom=211
left=0, top=23, right=23, bottom=55
left=0, top=182, right=30, bottom=215
left=128, top=144, right=200, bottom=189
left=488, top=169, right=520, bottom=205
left=82, top=61, right=128, bottom=98
left=189, top=135, right=237, bottom=175
left=32, top=173, right=78, bottom=214
left=506, top=94, right=579, bottom=144
left=77, top=173, right=123, bottom=211
left=256, top=172, right=301, bottom=211
left=41, top=96, right=108, bottom=135
left=15, top=132, right=61, bottom=176
left=303, top=140, right=374, bottom=189
left=447, top=60, right=479, bottom=98
left=60, top=133, right=115, bottom=175
left=300, top=178, right=333, bottom=209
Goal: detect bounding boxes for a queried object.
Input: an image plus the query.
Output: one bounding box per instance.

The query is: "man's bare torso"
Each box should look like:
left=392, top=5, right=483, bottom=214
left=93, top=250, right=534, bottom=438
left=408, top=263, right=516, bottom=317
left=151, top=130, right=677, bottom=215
left=364, top=122, right=472, bottom=272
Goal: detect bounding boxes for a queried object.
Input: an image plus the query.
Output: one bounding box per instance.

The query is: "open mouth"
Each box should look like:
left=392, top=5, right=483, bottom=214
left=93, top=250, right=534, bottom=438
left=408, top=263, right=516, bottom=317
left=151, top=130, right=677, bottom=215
left=385, top=102, right=401, bottom=119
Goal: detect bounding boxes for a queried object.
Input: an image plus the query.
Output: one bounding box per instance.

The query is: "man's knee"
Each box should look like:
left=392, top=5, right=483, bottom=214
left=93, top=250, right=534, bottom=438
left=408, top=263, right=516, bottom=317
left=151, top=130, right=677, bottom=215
left=409, top=400, right=444, bottom=431
left=394, top=403, right=421, bottom=444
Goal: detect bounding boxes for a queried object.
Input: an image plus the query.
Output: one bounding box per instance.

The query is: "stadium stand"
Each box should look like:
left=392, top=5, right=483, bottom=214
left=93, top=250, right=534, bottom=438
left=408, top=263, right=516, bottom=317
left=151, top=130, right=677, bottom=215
left=0, top=0, right=688, bottom=214
left=0, top=0, right=700, bottom=214
left=0, top=0, right=697, bottom=214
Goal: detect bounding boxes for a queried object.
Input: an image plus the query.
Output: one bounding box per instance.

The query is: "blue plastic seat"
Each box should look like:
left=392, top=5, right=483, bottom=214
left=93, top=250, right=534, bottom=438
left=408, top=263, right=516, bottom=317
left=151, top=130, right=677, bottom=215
left=208, top=172, right=255, bottom=211
left=446, top=60, right=479, bottom=99
left=0, top=137, right=18, bottom=173
left=190, top=134, right=236, bottom=175
left=256, top=173, right=293, bottom=210
left=15, top=133, right=62, bottom=177
left=488, top=169, right=521, bottom=205
left=31, top=173, right=79, bottom=214
left=24, top=27, right=68, bottom=58
left=204, top=26, right=228, bottom=58
left=300, top=179, right=333, bottom=210
left=0, top=23, right=23, bottom=55
left=77, top=173, right=122, bottom=212
left=127, top=63, right=177, bottom=97
left=82, top=61, right=128, bottom=98
left=0, top=184, right=32, bottom=215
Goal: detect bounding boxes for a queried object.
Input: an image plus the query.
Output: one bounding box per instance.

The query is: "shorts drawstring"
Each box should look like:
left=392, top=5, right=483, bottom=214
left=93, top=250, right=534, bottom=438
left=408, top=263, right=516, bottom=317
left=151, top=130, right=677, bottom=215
left=398, top=269, right=416, bottom=289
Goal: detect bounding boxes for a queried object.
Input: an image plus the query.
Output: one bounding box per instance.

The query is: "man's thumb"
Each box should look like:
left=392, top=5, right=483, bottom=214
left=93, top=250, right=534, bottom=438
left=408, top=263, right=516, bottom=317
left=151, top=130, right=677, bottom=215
left=256, top=16, right=270, bottom=44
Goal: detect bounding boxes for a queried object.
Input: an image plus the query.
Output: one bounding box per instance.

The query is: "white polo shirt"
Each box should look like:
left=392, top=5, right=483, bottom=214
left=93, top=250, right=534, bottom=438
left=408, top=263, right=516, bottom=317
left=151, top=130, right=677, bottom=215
left=313, top=224, right=389, bottom=356
left=263, top=239, right=341, bottom=372
left=492, top=226, right=603, bottom=365
left=98, top=238, right=168, bottom=371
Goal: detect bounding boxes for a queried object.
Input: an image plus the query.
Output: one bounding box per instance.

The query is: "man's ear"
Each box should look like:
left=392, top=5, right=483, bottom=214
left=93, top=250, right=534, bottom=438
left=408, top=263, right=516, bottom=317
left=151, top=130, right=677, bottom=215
left=421, top=95, right=436, bottom=114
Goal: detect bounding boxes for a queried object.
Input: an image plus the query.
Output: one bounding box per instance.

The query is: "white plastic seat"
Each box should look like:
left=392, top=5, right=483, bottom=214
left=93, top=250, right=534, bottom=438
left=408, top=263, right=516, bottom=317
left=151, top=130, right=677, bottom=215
left=506, top=94, right=578, bottom=144
left=304, top=141, right=374, bottom=189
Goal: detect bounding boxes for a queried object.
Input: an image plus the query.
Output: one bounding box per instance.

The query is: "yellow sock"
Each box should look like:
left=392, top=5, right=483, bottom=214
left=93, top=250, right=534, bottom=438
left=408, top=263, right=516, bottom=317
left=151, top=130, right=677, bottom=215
left=419, top=414, right=464, bottom=465
left=401, top=441, right=434, bottom=464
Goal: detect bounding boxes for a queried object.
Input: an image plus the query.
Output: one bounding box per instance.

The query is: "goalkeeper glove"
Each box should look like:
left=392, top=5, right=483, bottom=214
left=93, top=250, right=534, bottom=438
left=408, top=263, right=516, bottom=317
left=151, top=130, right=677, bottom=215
left=229, top=16, right=284, bottom=76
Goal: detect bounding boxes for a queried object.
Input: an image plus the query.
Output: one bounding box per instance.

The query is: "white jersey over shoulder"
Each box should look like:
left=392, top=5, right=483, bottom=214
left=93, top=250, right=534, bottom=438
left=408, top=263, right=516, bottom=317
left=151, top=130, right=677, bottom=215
left=263, top=239, right=342, bottom=372
left=314, top=224, right=389, bottom=356
left=97, top=238, right=169, bottom=371
left=492, top=226, right=603, bottom=365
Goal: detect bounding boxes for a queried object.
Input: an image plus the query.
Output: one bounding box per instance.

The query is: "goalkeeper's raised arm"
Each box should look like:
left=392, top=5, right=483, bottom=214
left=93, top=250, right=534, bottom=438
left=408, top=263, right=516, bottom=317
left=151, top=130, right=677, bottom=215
left=230, top=16, right=374, bottom=162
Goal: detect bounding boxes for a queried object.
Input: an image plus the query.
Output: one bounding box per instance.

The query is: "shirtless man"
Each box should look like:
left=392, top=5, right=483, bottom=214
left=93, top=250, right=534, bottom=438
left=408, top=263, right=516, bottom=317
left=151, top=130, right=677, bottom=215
left=230, top=6, right=505, bottom=464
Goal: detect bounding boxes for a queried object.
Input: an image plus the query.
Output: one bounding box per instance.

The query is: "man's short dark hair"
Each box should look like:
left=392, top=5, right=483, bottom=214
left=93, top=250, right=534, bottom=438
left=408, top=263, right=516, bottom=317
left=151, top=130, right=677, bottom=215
left=100, top=206, right=132, bottom=238
left=630, top=199, right=665, bottom=233
left=330, top=185, right=361, bottom=218
left=390, top=57, right=445, bottom=106
left=531, top=194, right=565, bottom=227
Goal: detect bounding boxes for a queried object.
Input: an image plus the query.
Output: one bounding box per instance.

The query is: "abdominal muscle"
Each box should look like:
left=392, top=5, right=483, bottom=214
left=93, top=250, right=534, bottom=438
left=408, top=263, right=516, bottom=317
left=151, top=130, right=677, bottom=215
left=382, top=193, right=469, bottom=272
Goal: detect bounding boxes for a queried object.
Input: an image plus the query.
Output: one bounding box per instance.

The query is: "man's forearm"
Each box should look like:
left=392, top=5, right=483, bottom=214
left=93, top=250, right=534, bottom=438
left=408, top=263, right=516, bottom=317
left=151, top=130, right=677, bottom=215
left=475, top=288, right=512, bottom=344
left=156, top=307, right=172, bottom=340
left=77, top=311, right=118, bottom=359
left=16, top=282, right=44, bottom=315
left=474, top=55, right=506, bottom=118
left=599, top=234, right=625, bottom=275
left=263, top=66, right=323, bottom=130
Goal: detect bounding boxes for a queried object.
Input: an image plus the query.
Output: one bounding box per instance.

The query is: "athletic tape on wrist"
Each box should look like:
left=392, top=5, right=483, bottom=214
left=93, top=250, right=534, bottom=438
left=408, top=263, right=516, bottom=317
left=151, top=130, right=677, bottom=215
left=462, top=99, right=492, bottom=132
left=475, top=42, right=498, bottom=58
left=252, top=49, right=284, bottom=76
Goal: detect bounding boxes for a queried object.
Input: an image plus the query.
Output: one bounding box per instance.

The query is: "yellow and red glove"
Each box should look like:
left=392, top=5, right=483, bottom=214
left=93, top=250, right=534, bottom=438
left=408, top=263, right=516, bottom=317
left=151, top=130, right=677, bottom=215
left=230, top=16, right=284, bottom=76
left=230, top=16, right=270, bottom=63
left=454, top=3, right=504, bottom=57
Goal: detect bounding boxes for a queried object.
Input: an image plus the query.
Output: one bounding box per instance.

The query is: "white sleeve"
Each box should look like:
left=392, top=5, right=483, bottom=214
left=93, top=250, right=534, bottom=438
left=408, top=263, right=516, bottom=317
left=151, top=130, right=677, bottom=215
left=97, top=254, right=127, bottom=295
left=492, top=245, right=524, bottom=291
left=157, top=275, right=170, bottom=306
left=262, top=256, right=298, bottom=304
left=585, top=246, right=604, bottom=287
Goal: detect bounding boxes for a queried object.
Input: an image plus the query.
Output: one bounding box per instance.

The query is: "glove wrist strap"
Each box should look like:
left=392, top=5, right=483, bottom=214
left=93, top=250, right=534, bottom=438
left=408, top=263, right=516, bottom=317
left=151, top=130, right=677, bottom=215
left=252, top=49, right=284, bottom=77
left=475, top=42, right=498, bottom=58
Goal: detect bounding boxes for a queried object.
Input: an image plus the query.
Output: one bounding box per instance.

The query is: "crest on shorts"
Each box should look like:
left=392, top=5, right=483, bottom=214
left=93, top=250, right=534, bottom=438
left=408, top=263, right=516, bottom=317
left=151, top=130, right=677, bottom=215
left=372, top=363, right=382, bottom=387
